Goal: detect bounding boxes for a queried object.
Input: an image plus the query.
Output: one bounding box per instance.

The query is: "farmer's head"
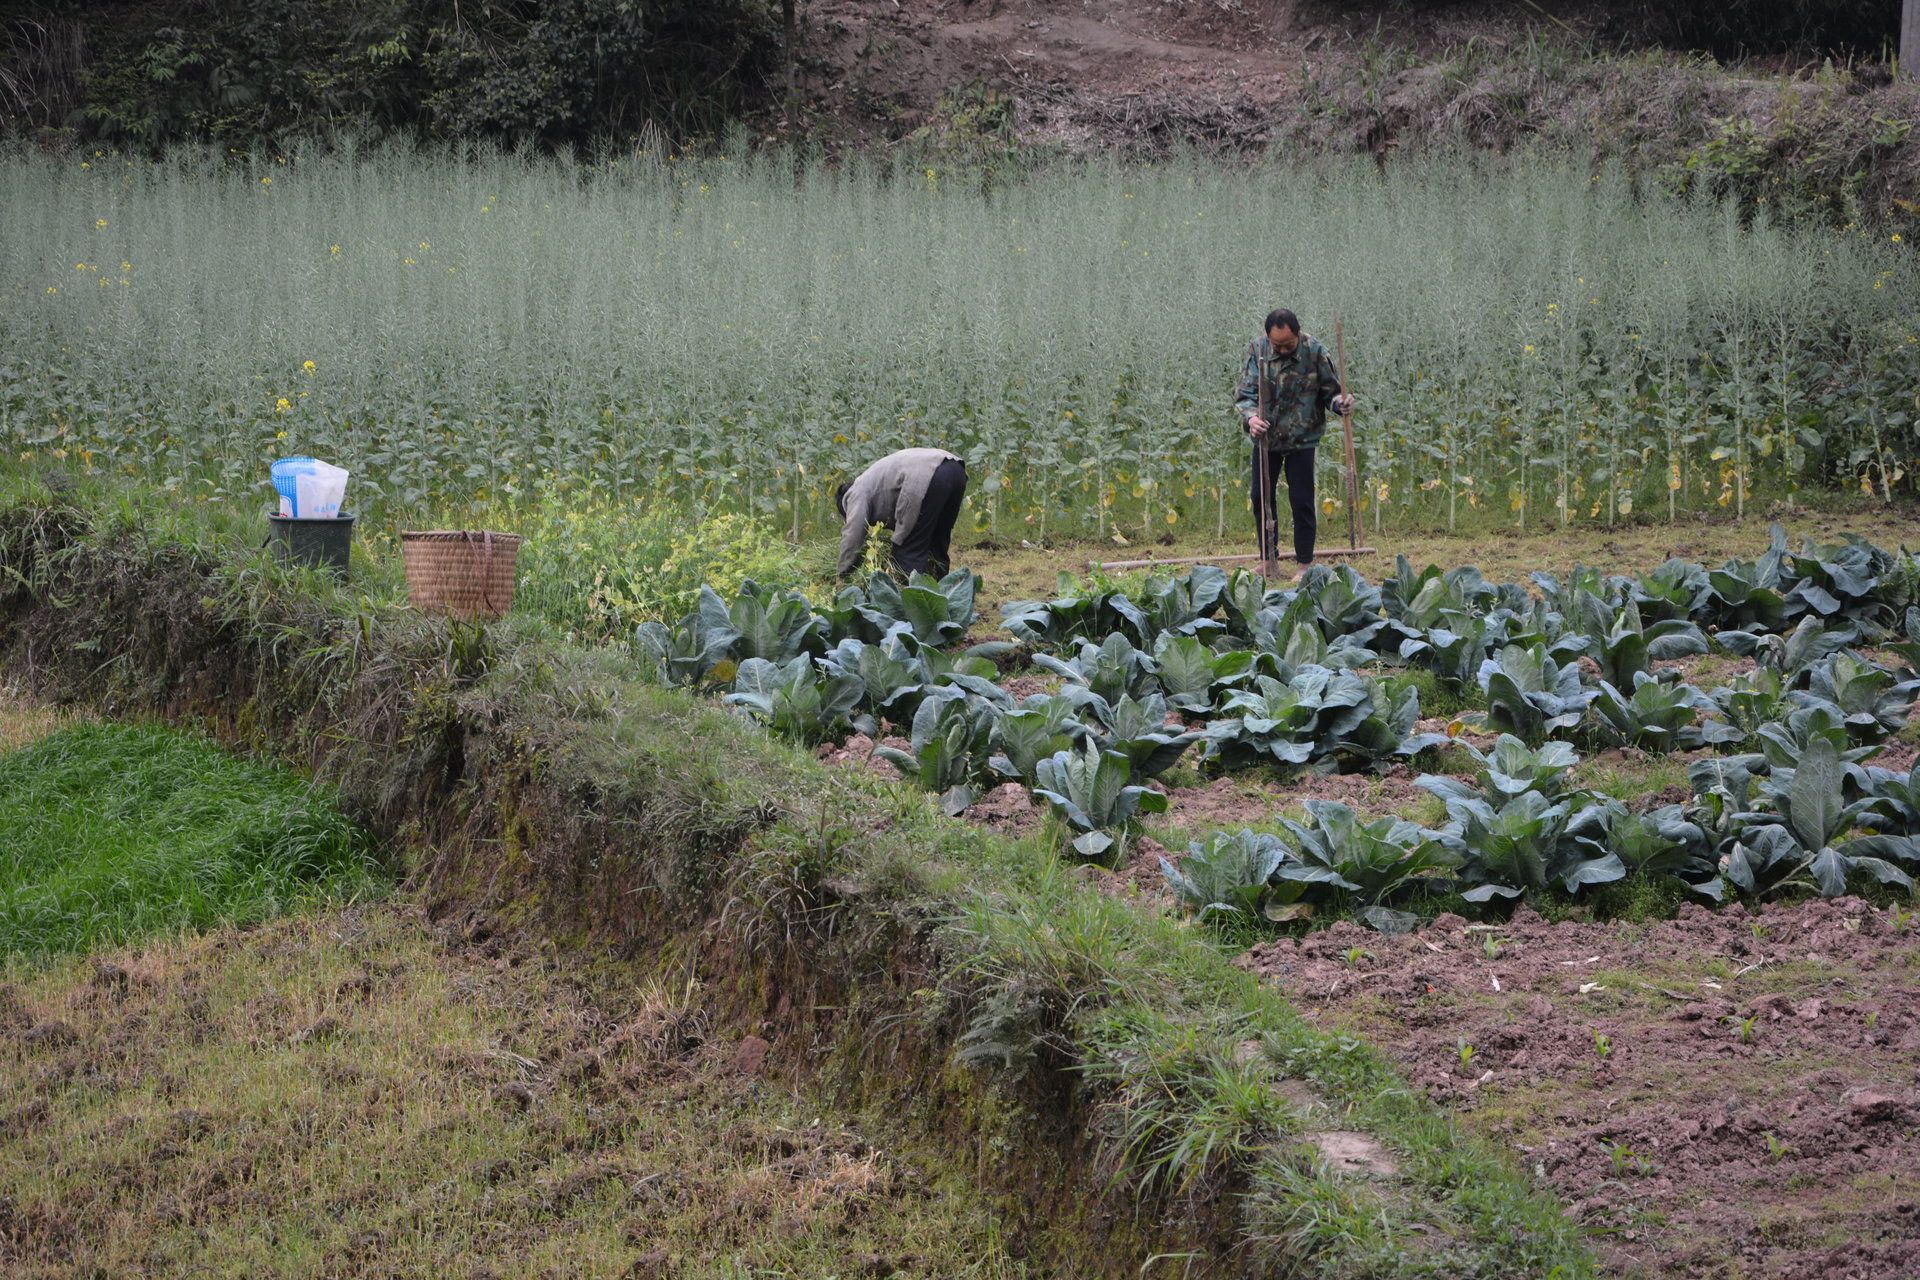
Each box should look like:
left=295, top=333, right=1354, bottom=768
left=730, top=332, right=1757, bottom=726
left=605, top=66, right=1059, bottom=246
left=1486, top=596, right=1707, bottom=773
left=835, top=482, right=851, bottom=518
left=1264, top=308, right=1301, bottom=355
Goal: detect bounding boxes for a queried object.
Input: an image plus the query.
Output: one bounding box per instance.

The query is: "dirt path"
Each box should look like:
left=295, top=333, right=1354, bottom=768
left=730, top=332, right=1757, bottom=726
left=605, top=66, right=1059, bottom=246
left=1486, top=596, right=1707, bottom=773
left=1242, top=901, right=1920, bottom=1279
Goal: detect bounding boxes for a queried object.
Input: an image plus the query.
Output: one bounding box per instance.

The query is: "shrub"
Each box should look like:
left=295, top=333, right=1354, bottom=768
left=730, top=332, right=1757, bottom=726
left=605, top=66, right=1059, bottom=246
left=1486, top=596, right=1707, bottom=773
left=479, top=492, right=811, bottom=640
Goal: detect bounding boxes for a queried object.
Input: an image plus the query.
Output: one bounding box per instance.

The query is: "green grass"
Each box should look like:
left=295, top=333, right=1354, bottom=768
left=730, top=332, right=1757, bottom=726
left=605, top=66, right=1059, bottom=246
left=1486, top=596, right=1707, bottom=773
left=0, top=722, right=385, bottom=958
left=3, top=145, right=1916, bottom=542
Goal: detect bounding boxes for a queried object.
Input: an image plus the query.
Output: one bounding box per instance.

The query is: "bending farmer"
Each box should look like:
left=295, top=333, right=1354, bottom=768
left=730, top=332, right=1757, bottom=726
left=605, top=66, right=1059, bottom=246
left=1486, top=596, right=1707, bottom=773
left=1233, top=308, right=1354, bottom=580
left=836, top=447, right=969, bottom=579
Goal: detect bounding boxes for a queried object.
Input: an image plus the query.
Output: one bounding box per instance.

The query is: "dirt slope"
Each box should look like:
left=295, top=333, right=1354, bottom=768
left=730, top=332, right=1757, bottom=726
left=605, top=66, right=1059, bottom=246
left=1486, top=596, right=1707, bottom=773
left=784, top=0, right=1595, bottom=150
left=788, top=0, right=1436, bottom=147
left=775, top=0, right=1920, bottom=217
left=1244, top=901, right=1920, bottom=1280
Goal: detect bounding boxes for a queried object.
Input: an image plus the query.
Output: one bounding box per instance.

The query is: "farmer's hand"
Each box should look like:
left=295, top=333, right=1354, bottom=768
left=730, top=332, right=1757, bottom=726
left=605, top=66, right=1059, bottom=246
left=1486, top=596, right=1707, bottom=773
left=1332, top=393, right=1355, bottom=417
left=1245, top=414, right=1269, bottom=439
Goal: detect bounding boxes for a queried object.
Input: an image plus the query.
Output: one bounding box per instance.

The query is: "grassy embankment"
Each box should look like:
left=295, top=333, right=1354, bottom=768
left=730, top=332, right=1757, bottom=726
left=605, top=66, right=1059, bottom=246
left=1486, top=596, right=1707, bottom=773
left=0, top=468, right=1603, bottom=1278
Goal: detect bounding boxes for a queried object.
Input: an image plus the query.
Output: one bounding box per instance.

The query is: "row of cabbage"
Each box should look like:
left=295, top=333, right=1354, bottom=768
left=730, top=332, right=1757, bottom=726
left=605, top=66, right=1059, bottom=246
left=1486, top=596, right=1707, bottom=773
left=634, top=568, right=1435, bottom=856
left=1161, top=735, right=1920, bottom=932
left=634, top=523, right=1919, bottom=916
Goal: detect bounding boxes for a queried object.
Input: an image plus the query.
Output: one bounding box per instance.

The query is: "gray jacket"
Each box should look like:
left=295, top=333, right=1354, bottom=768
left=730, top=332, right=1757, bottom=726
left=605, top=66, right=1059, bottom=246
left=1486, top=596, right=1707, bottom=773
left=837, top=447, right=962, bottom=576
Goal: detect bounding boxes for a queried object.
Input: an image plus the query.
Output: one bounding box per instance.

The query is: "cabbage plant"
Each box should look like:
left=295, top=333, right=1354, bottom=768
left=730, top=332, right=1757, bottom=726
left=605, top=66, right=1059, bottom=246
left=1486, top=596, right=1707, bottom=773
left=1031, top=742, right=1169, bottom=858
left=1477, top=643, right=1597, bottom=742
left=874, top=688, right=999, bottom=816
left=724, top=656, right=864, bottom=747
left=1158, top=829, right=1295, bottom=922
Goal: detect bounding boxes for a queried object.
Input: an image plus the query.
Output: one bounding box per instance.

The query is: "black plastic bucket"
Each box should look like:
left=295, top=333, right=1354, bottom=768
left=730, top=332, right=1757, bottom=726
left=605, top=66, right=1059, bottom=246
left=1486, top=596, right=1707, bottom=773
left=267, top=513, right=354, bottom=575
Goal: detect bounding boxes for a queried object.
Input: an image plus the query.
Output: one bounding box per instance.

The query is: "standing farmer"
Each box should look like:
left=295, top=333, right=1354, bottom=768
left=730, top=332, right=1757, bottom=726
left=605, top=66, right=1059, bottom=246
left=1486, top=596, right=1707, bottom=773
left=836, top=447, right=969, bottom=579
left=1234, top=308, right=1354, bottom=581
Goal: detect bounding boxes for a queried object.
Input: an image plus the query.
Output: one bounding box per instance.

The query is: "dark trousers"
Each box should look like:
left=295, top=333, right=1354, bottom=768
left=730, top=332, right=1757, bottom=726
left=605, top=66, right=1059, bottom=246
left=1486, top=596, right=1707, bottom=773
left=894, top=458, right=967, bottom=577
left=1250, top=446, right=1316, bottom=564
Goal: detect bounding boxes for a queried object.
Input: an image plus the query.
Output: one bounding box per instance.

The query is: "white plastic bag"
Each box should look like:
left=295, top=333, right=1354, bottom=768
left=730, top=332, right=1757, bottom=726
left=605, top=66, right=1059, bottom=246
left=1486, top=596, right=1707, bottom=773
left=271, top=457, right=350, bottom=518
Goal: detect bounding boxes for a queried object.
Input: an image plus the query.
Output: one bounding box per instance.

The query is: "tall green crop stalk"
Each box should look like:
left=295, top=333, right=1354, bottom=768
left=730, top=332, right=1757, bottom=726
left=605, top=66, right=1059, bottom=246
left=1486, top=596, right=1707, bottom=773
left=1728, top=324, right=1751, bottom=521
left=3, top=147, right=1915, bottom=533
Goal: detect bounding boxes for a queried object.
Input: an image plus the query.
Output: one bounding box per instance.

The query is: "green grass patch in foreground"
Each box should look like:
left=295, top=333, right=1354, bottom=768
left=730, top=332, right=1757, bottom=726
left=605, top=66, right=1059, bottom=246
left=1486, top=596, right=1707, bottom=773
left=0, top=722, right=385, bottom=959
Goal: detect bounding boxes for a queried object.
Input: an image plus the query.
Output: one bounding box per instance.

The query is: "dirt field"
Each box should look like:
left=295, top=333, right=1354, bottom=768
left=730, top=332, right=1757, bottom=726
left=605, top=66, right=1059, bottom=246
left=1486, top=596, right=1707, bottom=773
left=1247, top=903, right=1920, bottom=1280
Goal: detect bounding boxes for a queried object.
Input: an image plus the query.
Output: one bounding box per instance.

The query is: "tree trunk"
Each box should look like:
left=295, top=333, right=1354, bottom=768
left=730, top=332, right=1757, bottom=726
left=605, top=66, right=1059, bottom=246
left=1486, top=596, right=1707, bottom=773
left=1905, top=0, right=1919, bottom=82
left=783, top=0, right=798, bottom=123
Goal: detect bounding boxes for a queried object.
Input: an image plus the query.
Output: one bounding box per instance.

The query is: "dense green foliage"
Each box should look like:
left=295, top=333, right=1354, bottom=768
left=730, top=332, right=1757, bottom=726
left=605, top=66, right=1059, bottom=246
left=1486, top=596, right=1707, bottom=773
left=4, top=147, right=1917, bottom=540
left=0, top=721, right=383, bottom=957
left=3, top=0, right=774, bottom=148
left=1615, top=0, right=1901, bottom=59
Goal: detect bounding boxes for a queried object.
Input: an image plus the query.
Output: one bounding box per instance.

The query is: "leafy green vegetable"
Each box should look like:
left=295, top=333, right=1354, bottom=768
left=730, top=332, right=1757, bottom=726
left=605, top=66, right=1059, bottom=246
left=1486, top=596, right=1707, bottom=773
left=864, top=568, right=980, bottom=647
left=1115, top=565, right=1230, bottom=647
left=724, top=656, right=864, bottom=746
left=1701, top=527, right=1792, bottom=633
left=635, top=591, right=740, bottom=688
left=1628, top=558, right=1711, bottom=624
left=1859, top=759, right=1920, bottom=837
left=874, top=689, right=999, bottom=816
left=1151, top=633, right=1255, bottom=713
left=1801, top=651, right=1918, bottom=744
left=1592, top=673, right=1742, bottom=752
left=1299, top=564, right=1390, bottom=652
left=1085, top=692, right=1205, bottom=783
left=1032, top=632, right=1160, bottom=706
left=1753, top=702, right=1883, bottom=773
left=1477, top=643, right=1597, bottom=742
left=1782, top=531, right=1920, bottom=636
left=1591, top=598, right=1708, bottom=689
left=1723, top=739, right=1913, bottom=899
left=703, top=580, right=822, bottom=664
left=1273, top=800, right=1454, bottom=927
left=1000, top=572, right=1136, bottom=648
left=1886, top=607, right=1920, bottom=670
left=1716, top=615, right=1855, bottom=683
left=1158, top=829, right=1294, bottom=922
left=988, top=693, right=1087, bottom=782
left=1707, top=667, right=1793, bottom=740
left=1416, top=735, right=1580, bottom=807
left=1032, top=742, right=1169, bottom=858
left=1434, top=789, right=1625, bottom=902
left=1605, top=803, right=1717, bottom=883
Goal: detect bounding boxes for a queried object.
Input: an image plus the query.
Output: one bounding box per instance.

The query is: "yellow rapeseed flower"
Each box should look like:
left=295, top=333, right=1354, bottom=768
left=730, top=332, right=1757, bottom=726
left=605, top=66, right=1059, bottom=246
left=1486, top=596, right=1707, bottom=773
left=302, top=360, right=315, bottom=374
left=276, top=398, right=290, bottom=413
left=95, top=219, right=106, bottom=229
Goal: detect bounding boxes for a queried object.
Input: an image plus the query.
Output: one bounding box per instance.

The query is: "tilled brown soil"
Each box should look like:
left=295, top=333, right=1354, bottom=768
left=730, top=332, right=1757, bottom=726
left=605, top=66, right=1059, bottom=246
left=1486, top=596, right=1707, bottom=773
left=1241, top=901, right=1920, bottom=1280
left=814, top=689, right=1920, bottom=1276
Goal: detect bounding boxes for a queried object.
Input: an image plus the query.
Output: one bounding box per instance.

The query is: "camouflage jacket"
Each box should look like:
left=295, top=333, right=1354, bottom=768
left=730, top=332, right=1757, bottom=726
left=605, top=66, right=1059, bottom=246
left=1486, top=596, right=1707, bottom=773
left=1233, top=332, right=1343, bottom=453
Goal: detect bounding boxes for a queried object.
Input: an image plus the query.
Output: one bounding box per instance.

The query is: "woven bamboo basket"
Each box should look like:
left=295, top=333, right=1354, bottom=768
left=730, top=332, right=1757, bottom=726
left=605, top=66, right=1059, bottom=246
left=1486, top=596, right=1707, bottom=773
left=400, top=530, right=521, bottom=618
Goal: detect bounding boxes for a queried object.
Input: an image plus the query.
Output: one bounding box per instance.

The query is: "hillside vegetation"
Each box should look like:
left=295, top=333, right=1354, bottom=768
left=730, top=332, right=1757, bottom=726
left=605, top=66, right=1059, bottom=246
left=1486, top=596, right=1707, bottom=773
left=3, top=0, right=1916, bottom=227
